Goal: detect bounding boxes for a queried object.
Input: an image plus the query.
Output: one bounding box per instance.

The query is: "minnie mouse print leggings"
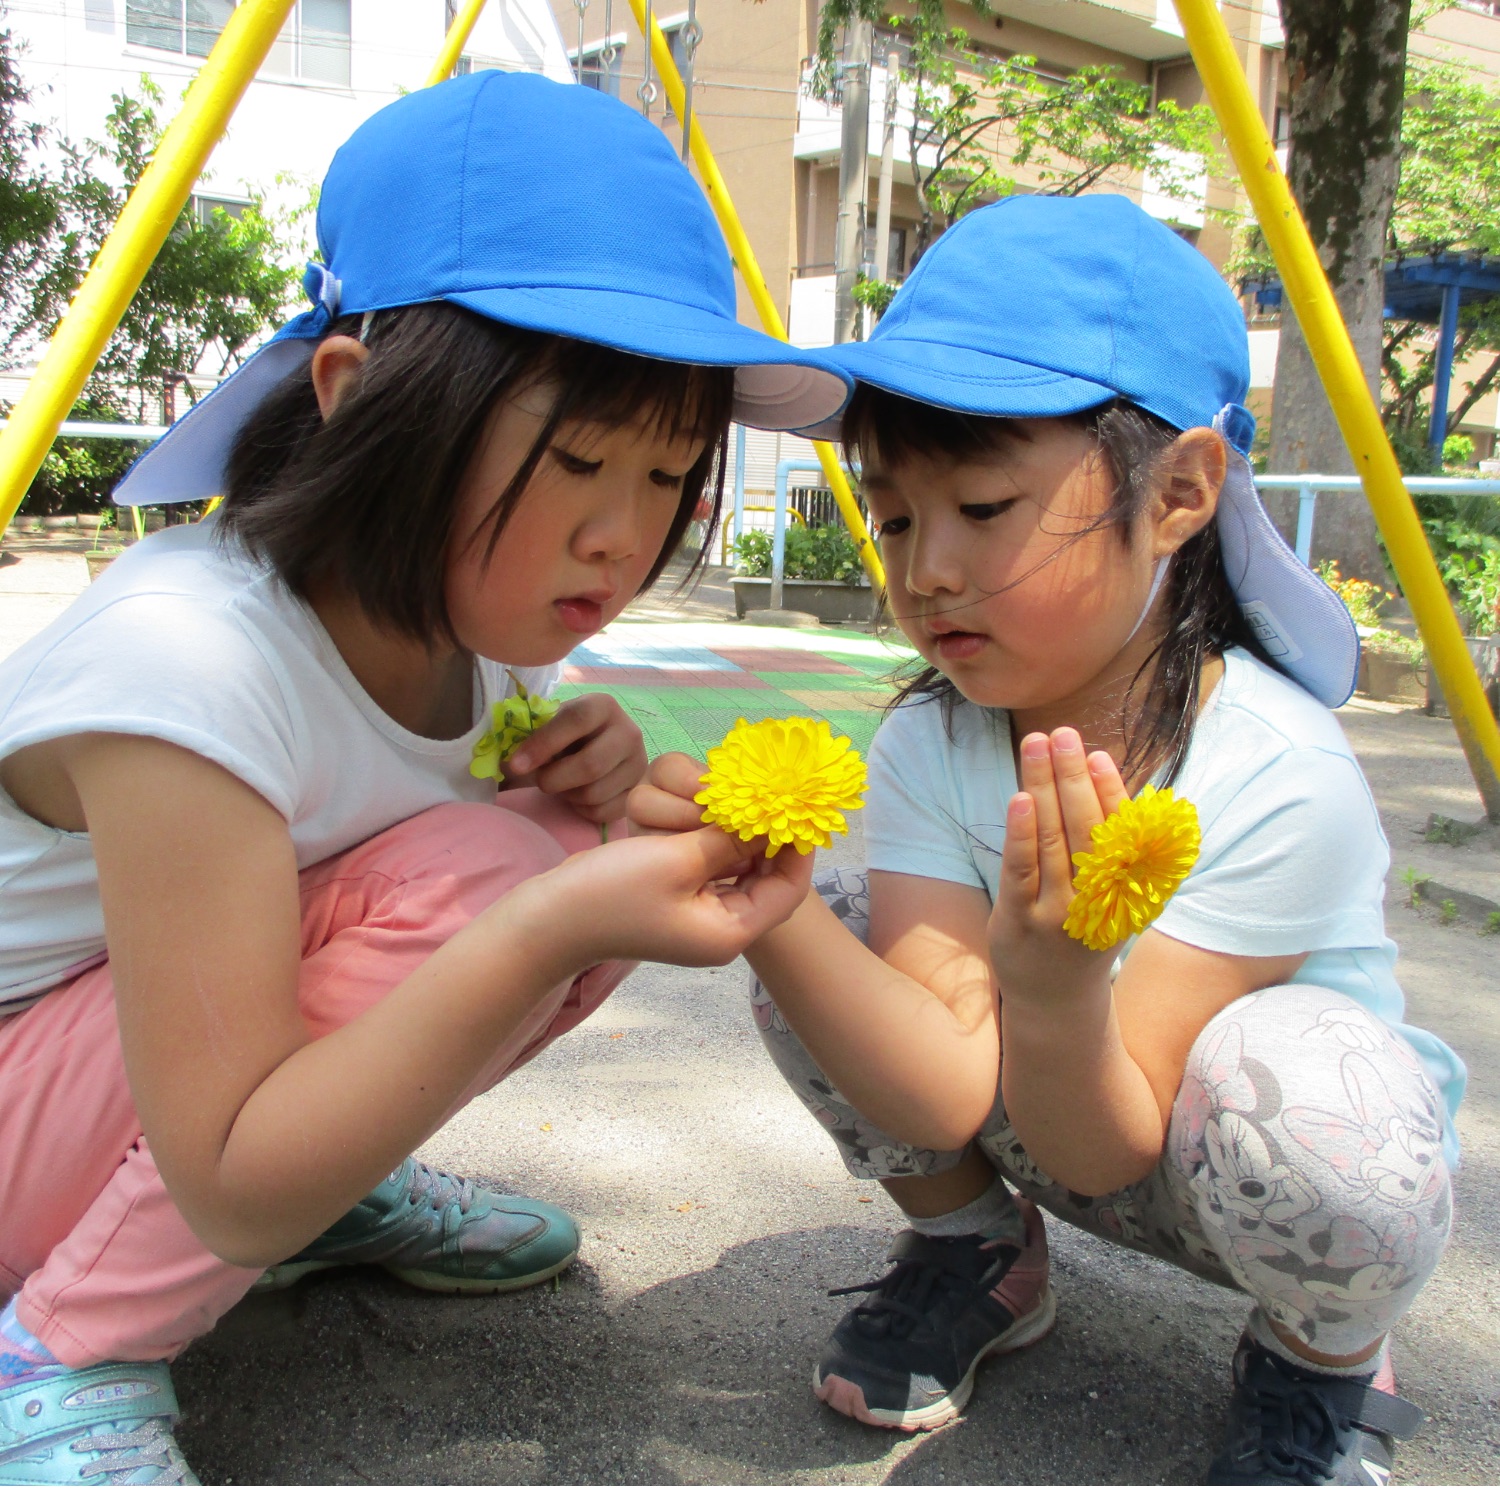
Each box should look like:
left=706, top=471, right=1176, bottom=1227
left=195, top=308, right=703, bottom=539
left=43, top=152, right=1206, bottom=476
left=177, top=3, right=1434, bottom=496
left=751, top=869, right=1453, bottom=1358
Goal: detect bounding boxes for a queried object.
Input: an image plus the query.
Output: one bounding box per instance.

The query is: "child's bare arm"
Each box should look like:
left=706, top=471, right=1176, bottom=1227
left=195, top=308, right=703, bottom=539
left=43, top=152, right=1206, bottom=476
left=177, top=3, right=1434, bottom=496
left=64, top=732, right=808, bottom=1268
left=632, top=752, right=1001, bottom=1147
left=992, top=730, right=1304, bottom=1194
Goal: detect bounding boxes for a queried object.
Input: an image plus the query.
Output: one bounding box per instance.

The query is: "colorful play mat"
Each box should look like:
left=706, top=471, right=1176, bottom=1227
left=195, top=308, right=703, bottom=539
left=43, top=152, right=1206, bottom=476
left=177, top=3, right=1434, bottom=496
left=556, top=621, right=918, bottom=761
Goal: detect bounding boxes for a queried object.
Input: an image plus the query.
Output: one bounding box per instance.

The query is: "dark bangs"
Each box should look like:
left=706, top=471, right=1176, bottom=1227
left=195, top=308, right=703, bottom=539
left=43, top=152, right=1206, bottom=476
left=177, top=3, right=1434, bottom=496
left=849, top=384, right=1278, bottom=788
left=219, top=302, right=735, bottom=645
left=842, top=381, right=1027, bottom=471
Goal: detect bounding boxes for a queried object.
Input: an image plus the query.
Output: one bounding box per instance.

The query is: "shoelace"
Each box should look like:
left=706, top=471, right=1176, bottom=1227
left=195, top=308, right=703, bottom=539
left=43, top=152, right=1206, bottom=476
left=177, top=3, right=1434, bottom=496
left=1239, top=1367, right=1354, bottom=1482
left=407, top=1161, right=475, bottom=1216
left=72, top=1418, right=192, bottom=1484
left=829, top=1258, right=974, bottom=1342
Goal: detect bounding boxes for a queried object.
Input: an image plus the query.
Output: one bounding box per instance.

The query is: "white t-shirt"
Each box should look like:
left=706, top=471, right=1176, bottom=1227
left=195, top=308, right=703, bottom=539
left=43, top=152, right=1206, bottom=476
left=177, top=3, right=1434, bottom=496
left=0, top=520, right=560, bottom=1014
left=864, top=647, right=1465, bottom=1165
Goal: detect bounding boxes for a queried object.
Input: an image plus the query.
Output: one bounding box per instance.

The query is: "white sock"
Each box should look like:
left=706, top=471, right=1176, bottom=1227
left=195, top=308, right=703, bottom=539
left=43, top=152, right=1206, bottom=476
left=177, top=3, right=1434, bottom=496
left=906, top=1174, right=1026, bottom=1245
left=1248, top=1307, right=1387, bottom=1380
left=0, top=1297, right=68, bottom=1390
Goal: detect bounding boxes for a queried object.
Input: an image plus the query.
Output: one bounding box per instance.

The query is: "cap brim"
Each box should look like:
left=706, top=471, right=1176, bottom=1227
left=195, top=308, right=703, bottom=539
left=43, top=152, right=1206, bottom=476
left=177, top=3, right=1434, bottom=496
left=793, top=335, right=1118, bottom=440
left=114, top=332, right=317, bottom=508
left=1214, top=429, right=1360, bottom=708
left=115, top=289, right=852, bottom=507
left=449, top=286, right=850, bottom=433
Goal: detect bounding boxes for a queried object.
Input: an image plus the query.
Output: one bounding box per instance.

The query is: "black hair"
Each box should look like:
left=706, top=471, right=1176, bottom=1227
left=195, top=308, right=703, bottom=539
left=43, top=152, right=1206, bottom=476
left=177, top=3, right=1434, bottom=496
left=842, top=385, right=1279, bottom=788
left=218, top=302, right=735, bottom=646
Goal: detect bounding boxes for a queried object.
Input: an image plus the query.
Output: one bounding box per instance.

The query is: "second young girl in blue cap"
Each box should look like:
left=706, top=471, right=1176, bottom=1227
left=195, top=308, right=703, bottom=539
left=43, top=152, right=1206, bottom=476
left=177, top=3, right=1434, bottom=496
left=634, top=194, right=1463, bottom=1485
left=0, top=71, right=847, bottom=1484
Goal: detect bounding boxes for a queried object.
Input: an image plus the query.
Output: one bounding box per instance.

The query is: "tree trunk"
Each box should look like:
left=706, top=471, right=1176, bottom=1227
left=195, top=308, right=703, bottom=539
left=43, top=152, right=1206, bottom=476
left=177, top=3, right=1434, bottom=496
left=1267, top=0, right=1410, bottom=586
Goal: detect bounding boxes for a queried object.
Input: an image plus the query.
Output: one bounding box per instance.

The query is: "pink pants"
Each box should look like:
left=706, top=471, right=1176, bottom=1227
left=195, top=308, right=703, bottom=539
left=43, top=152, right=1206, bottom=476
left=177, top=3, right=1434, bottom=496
left=0, top=793, right=631, bottom=1369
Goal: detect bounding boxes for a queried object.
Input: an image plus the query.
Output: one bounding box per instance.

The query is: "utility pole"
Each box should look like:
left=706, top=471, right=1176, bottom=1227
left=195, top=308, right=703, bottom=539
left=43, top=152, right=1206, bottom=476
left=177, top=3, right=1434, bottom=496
left=872, top=45, right=900, bottom=281
left=832, top=19, right=872, bottom=344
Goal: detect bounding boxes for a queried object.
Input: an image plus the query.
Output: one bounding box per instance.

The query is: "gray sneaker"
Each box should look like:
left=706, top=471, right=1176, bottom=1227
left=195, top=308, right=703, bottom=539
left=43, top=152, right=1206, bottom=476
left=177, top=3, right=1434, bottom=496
left=255, top=1158, right=580, bottom=1295
left=1206, top=1335, right=1422, bottom=1486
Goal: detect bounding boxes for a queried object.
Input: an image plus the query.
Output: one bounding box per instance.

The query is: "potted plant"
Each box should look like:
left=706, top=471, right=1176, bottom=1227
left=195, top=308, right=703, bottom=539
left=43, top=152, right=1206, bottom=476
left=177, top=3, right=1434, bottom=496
left=729, top=524, right=876, bottom=624
left=1318, top=563, right=1427, bottom=703
left=85, top=508, right=123, bottom=581
left=1425, top=547, right=1500, bottom=718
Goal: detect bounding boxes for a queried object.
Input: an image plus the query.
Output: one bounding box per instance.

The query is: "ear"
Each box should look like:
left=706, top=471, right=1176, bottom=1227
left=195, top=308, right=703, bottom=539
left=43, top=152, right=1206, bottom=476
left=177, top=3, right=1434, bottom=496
left=1149, top=426, right=1226, bottom=559
left=309, top=335, right=370, bottom=420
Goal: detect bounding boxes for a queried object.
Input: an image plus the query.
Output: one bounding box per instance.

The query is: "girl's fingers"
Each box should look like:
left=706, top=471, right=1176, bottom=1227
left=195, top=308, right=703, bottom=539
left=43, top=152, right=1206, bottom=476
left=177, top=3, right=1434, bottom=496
left=999, top=790, right=1040, bottom=907
left=1087, top=750, right=1128, bottom=818
left=626, top=781, right=707, bottom=835
left=1049, top=726, right=1106, bottom=854
left=650, top=751, right=709, bottom=799
left=1017, top=732, right=1072, bottom=893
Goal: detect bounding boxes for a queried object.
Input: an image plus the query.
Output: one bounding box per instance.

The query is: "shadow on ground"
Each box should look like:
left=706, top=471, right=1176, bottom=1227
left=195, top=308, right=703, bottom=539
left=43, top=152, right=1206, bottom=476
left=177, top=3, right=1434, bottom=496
left=173, top=1222, right=1245, bottom=1486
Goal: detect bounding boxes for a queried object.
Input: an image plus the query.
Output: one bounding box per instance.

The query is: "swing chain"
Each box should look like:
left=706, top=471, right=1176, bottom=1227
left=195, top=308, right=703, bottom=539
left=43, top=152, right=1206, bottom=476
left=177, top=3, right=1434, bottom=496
left=638, top=0, right=658, bottom=112
left=677, top=0, right=701, bottom=160
left=598, top=0, right=617, bottom=85
left=573, top=0, right=589, bottom=82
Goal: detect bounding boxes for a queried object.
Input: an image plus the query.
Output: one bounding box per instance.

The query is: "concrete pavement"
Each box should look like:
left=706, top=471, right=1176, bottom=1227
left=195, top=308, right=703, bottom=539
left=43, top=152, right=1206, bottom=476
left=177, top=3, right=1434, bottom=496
left=1, top=537, right=1495, bottom=1484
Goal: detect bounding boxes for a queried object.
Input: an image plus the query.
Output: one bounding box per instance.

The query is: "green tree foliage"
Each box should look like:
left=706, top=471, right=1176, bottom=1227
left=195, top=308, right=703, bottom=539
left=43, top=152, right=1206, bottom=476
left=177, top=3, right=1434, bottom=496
left=0, top=20, right=66, bottom=355
left=814, top=0, right=1218, bottom=267
left=1229, top=44, right=1500, bottom=448
left=27, top=78, right=303, bottom=420
left=1380, top=57, right=1500, bottom=442
left=0, top=21, right=305, bottom=511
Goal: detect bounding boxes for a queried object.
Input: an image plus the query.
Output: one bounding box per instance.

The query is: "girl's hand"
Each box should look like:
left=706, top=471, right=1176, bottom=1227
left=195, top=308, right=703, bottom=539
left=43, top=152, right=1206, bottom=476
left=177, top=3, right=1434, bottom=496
left=626, top=750, right=709, bottom=836
left=987, top=727, right=1128, bottom=1007
left=502, top=693, right=646, bottom=825
left=524, top=823, right=812, bottom=971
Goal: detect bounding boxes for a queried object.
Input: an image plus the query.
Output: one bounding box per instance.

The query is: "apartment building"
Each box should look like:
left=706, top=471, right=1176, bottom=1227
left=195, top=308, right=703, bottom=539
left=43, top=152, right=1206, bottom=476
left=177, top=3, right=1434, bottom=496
left=554, top=0, right=1500, bottom=455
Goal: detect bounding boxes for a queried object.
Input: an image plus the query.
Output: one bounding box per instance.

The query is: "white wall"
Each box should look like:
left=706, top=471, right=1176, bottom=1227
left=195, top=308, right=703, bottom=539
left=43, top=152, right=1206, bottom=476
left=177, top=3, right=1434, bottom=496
left=9, top=0, right=572, bottom=223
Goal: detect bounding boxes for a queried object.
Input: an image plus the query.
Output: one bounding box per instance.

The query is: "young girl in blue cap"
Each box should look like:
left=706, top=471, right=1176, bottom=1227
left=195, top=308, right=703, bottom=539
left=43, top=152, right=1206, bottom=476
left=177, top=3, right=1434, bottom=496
left=634, top=193, right=1463, bottom=1485
left=0, top=72, right=845, bottom=1484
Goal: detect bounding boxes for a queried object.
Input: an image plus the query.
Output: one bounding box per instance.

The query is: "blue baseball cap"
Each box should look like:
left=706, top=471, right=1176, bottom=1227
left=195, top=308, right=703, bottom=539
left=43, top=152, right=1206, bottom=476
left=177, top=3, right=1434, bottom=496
left=117, top=71, right=851, bottom=507
left=805, top=194, right=1359, bottom=707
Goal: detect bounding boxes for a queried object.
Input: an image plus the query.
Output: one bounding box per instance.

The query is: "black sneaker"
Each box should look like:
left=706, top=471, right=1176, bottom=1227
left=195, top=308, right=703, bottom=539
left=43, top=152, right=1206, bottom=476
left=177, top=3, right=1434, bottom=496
left=813, top=1196, right=1055, bottom=1431
left=1207, top=1335, right=1423, bottom=1485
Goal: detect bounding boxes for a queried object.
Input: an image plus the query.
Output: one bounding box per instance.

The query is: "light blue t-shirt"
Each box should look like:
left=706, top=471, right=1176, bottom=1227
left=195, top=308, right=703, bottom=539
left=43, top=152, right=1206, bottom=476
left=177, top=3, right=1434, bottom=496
left=863, top=647, right=1465, bottom=1165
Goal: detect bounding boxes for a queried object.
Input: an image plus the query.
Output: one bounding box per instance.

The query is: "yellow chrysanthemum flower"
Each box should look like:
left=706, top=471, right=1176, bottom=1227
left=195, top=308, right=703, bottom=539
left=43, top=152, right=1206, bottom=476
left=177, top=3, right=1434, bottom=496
left=695, top=715, right=867, bottom=856
left=469, top=682, right=559, bottom=782
left=1062, top=785, right=1201, bottom=952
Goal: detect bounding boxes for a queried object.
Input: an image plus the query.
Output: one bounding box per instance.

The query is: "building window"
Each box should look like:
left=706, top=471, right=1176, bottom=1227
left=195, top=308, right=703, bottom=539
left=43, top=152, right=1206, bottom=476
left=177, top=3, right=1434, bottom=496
left=574, top=39, right=624, bottom=97
left=263, top=0, right=351, bottom=86
left=1456, top=0, right=1500, bottom=14
left=190, top=193, right=251, bottom=225
left=125, top=0, right=348, bottom=82
left=125, top=0, right=232, bottom=58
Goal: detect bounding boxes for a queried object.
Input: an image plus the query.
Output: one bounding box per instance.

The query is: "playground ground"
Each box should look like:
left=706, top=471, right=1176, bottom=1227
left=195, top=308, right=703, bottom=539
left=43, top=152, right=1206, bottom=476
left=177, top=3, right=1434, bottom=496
left=0, top=538, right=1495, bottom=1484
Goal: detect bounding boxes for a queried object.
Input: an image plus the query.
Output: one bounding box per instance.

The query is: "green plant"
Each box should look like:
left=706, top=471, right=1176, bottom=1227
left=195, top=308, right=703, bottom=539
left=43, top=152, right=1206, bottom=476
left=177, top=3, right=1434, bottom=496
left=1400, top=866, right=1426, bottom=909
left=1484, top=909, right=1500, bottom=936
left=1443, top=432, right=1476, bottom=468
left=732, top=529, right=772, bottom=576
left=852, top=274, right=898, bottom=316
left=1439, top=897, right=1458, bottom=926
left=814, top=0, right=1217, bottom=263
left=1364, top=627, right=1426, bottom=666
left=734, top=524, right=865, bottom=584
left=1315, top=560, right=1391, bottom=629
left=1425, top=813, right=1481, bottom=846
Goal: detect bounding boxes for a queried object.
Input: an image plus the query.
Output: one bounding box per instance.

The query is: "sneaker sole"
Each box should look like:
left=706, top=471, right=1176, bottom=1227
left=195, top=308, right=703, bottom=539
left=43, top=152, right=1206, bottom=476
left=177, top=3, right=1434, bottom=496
left=385, top=1245, right=579, bottom=1295
left=813, top=1284, right=1058, bottom=1432
left=251, top=1247, right=579, bottom=1297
